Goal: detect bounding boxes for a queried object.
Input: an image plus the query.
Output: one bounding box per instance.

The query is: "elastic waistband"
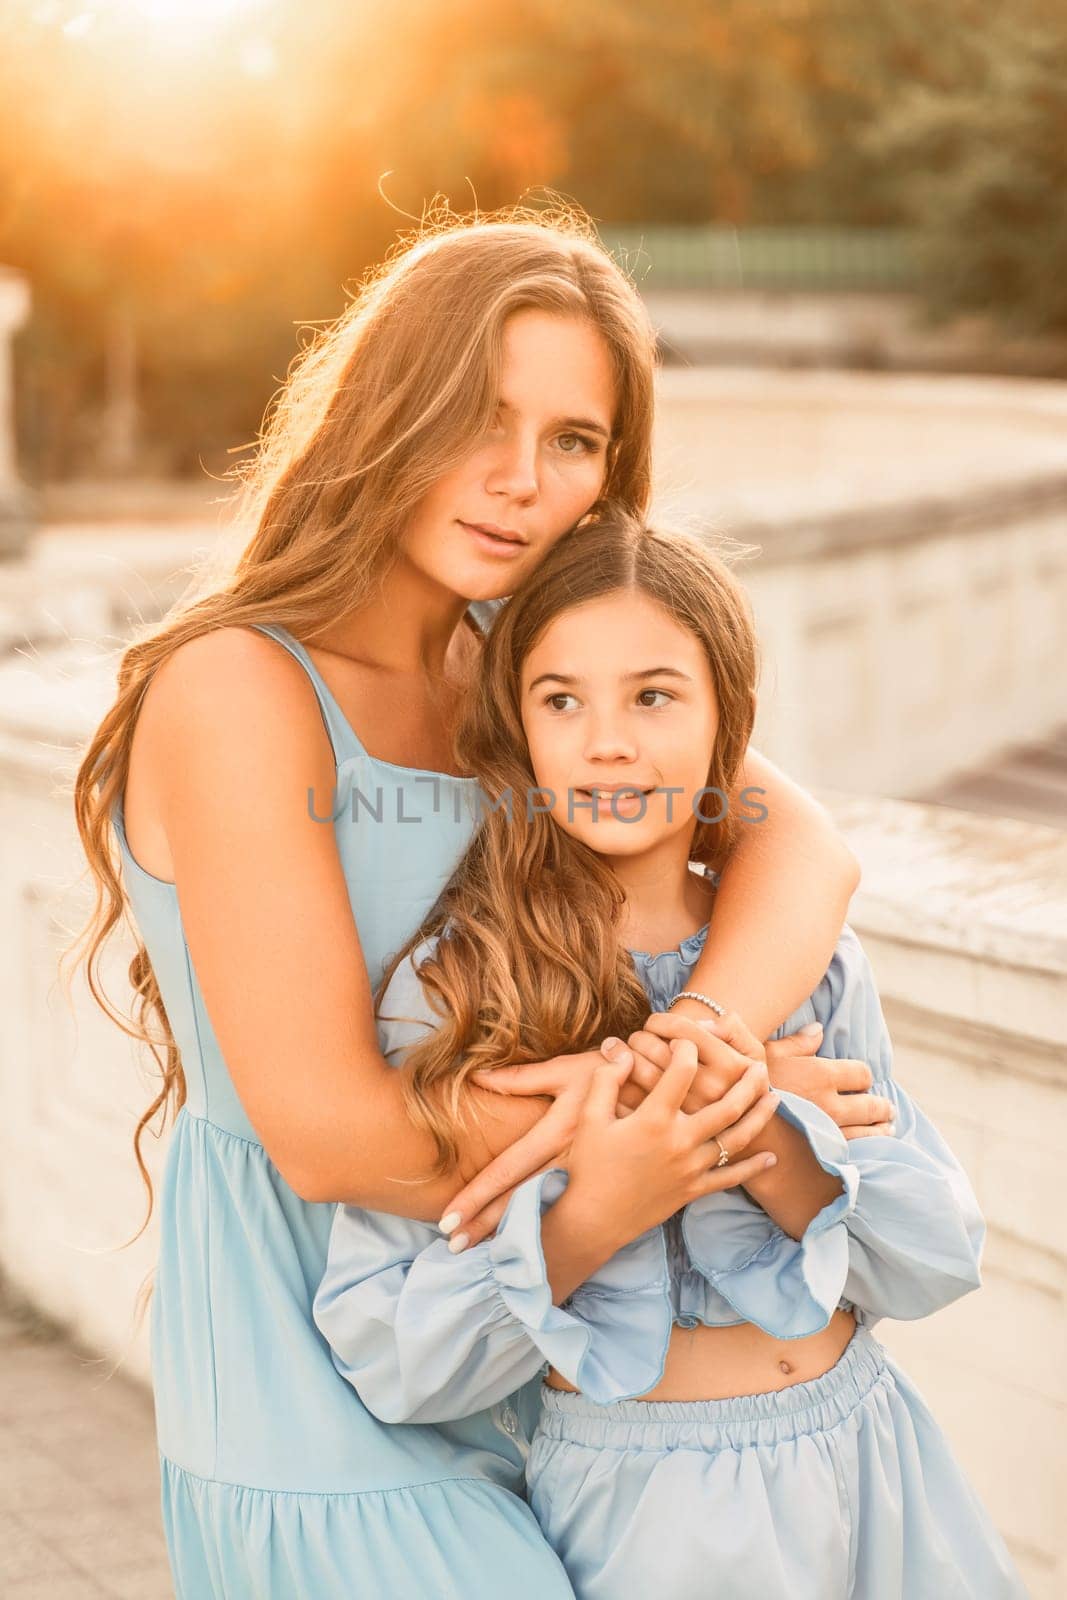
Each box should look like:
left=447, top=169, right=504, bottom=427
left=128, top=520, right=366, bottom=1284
left=536, top=1328, right=890, bottom=1452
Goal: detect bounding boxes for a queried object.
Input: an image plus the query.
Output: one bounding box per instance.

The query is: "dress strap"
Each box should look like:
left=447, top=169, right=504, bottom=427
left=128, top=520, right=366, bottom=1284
left=248, top=623, right=366, bottom=766
left=250, top=605, right=497, bottom=764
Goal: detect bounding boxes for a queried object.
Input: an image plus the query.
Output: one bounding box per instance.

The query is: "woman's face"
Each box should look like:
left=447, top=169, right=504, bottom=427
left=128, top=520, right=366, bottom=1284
left=401, top=309, right=617, bottom=602
left=519, top=590, right=720, bottom=864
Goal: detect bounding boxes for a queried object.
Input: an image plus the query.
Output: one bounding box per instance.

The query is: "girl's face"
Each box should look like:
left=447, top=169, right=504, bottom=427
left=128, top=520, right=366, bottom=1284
left=520, top=591, right=720, bottom=863
left=400, top=309, right=617, bottom=602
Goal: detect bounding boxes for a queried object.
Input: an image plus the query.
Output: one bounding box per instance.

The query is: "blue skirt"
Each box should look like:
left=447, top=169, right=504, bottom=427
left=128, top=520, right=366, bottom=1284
left=161, top=1455, right=574, bottom=1598
left=527, top=1328, right=1027, bottom=1599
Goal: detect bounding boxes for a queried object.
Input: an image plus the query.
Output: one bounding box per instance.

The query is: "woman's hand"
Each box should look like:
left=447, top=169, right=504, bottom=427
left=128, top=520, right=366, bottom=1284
left=438, top=1045, right=635, bottom=1248
left=764, top=1023, right=895, bottom=1139
left=559, top=1042, right=780, bottom=1252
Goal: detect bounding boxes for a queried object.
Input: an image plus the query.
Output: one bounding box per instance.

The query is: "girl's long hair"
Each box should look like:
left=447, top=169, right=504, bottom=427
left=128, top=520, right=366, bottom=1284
left=64, top=200, right=659, bottom=1235
left=378, top=511, right=760, bottom=1174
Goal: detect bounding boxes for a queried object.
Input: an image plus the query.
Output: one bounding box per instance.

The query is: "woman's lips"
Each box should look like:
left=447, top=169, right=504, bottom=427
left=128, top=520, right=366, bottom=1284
left=459, top=520, right=529, bottom=559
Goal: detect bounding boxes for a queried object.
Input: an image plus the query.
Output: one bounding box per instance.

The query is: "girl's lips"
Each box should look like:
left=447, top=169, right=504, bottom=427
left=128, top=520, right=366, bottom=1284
left=576, top=787, right=656, bottom=817
left=575, top=787, right=656, bottom=797
left=459, top=521, right=529, bottom=559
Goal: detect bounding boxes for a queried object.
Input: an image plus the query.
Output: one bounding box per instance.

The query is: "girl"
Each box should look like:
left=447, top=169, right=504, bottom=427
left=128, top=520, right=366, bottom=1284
left=72, top=206, right=870, bottom=1597
left=314, top=512, right=1027, bottom=1599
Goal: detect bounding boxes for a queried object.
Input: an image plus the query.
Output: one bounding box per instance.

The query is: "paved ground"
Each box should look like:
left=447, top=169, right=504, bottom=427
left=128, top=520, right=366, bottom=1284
left=919, top=722, right=1067, bottom=831
left=0, top=1287, right=172, bottom=1599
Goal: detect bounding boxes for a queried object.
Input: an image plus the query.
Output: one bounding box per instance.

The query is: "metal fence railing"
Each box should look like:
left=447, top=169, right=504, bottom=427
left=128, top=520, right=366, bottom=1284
left=600, top=225, right=919, bottom=291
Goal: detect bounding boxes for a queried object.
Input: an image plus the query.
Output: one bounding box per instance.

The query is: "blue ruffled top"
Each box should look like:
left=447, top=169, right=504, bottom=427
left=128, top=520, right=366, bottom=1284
left=314, top=920, right=985, bottom=1417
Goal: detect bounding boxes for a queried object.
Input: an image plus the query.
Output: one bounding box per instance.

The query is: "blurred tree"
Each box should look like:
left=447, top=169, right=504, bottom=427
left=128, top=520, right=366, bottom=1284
left=863, top=0, right=1067, bottom=335
left=346, top=0, right=902, bottom=227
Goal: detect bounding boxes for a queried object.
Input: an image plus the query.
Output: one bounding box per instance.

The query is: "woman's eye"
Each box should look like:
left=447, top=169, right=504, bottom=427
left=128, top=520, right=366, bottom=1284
left=545, top=693, right=577, bottom=712
left=637, top=689, right=673, bottom=708
left=556, top=432, right=598, bottom=456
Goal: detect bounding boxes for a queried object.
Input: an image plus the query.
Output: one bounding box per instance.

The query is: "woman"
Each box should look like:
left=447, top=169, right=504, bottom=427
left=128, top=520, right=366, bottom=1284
left=314, top=514, right=1023, bottom=1598
left=71, top=205, right=869, bottom=1597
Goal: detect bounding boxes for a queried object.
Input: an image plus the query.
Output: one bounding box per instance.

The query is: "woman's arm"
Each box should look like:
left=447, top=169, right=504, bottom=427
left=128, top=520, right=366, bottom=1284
left=676, top=748, right=859, bottom=1039
left=150, top=627, right=583, bottom=1216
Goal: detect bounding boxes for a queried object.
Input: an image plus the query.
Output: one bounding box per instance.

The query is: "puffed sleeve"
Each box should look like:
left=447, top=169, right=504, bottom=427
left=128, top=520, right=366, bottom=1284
left=313, top=946, right=672, bottom=1421
left=313, top=1170, right=672, bottom=1422
left=681, top=925, right=985, bottom=1335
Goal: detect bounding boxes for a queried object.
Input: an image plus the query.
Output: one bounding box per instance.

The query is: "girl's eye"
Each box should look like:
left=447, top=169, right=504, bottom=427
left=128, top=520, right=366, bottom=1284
left=542, top=690, right=673, bottom=712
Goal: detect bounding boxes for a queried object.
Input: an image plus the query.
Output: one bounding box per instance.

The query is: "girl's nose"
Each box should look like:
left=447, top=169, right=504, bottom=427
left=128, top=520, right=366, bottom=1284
left=584, top=719, right=640, bottom=763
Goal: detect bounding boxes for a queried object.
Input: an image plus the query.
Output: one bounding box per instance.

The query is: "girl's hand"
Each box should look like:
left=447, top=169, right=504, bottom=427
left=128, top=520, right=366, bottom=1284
left=764, top=1023, right=895, bottom=1139
left=614, top=1010, right=896, bottom=1141
left=613, top=1009, right=768, bottom=1115
left=439, top=1045, right=636, bottom=1248
left=561, top=1041, right=779, bottom=1250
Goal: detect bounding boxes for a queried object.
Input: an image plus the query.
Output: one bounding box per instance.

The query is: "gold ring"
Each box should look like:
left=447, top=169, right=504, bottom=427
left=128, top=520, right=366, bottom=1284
left=713, top=1137, right=730, bottom=1168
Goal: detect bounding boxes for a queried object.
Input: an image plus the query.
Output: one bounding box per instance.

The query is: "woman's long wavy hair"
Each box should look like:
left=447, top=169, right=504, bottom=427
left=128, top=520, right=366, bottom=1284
left=377, top=511, right=759, bottom=1175
left=64, top=200, right=659, bottom=1237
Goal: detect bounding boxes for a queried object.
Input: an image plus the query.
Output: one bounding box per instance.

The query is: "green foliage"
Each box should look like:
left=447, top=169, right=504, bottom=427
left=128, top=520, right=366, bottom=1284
left=864, top=1, right=1067, bottom=335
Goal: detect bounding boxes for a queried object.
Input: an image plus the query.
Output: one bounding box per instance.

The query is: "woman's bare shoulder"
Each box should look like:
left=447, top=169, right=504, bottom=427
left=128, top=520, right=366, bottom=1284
left=150, top=622, right=310, bottom=709
left=140, top=623, right=334, bottom=766
left=126, top=624, right=334, bottom=877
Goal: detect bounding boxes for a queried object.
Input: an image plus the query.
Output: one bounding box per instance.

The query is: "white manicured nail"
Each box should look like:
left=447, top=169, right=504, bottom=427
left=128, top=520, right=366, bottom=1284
left=438, top=1211, right=461, bottom=1235
left=448, top=1232, right=470, bottom=1254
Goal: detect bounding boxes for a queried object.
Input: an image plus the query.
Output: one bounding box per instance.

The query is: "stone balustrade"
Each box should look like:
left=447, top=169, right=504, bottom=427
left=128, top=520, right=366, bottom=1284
left=822, top=793, right=1066, bottom=1600
left=654, top=369, right=1067, bottom=797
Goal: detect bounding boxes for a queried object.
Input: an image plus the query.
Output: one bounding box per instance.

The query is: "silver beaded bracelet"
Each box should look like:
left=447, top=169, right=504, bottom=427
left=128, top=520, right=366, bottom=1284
left=668, top=990, right=727, bottom=1017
